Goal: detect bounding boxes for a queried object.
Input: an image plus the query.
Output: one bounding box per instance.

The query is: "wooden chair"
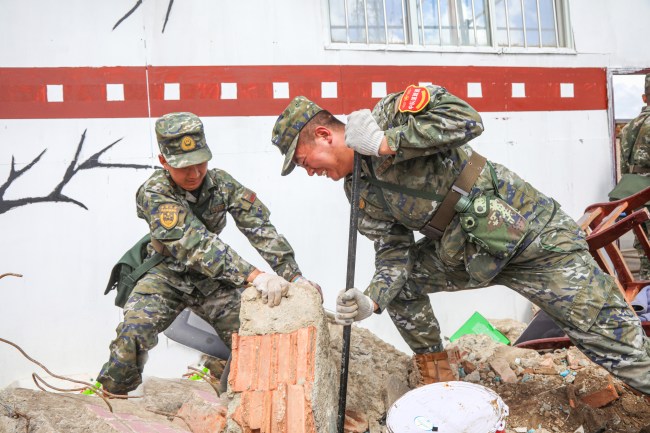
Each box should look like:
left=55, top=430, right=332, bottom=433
left=515, top=187, right=650, bottom=350
left=578, top=186, right=650, bottom=305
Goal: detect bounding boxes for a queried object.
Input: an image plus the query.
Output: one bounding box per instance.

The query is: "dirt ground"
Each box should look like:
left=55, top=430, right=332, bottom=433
left=435, top=323, right=650, bottom=433
left=330, top=317, right=650, bottom=433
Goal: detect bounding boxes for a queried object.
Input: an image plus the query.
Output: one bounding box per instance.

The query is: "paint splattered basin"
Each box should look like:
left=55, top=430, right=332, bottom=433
left=386, top=381, right=509, bottom=433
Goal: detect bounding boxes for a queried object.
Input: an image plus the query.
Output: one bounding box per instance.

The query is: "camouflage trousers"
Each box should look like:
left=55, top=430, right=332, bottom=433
left=387, top=208, right=650, bottom=395
left=97, top=273, right=241, bottom=395
left=633, top=217, right=650, bottom=280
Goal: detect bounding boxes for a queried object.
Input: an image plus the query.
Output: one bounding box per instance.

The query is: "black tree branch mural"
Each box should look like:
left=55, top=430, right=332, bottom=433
left=0, top=129, right=152, bottom=215
left=113, top=0, right=175, bottom=33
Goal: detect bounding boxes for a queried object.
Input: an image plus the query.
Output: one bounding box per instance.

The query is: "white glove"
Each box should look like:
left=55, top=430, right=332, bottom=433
left=345, top=109, right=384, bottom=156
left=294, top=276, right=323, bottom=303
left=251, top=273, right=290, bottom=307
left=335, top=288, right=375, bottom=325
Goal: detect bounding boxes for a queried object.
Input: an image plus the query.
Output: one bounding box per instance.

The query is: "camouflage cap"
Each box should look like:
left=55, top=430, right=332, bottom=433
left=645, top=74, right=650, bottom=96
left=155, top=112, right=212, bottom=168
left=271, top=96, right=323, bottom=176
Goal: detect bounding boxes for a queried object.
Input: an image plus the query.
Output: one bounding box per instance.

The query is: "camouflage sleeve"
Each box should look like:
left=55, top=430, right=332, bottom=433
left=139, top=181, right=255, bottom=286
left=220, top=171, right=301, bottom=282
left=634, top=118, right=650, bottom=168
left=372, top=86, right=484, bottom=164
left=345, top=178, right=414, bottom=312
left=361, top=215, right=415, bottom=312
left=619, top=122, right=633, bottom=174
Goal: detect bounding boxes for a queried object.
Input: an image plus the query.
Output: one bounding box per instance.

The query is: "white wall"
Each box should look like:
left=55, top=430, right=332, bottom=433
left=0, top=0, right=647, bottom=388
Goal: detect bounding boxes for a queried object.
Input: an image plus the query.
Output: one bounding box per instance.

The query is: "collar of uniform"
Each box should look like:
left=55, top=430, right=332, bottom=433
left=195, top=169, right=216, bottom=205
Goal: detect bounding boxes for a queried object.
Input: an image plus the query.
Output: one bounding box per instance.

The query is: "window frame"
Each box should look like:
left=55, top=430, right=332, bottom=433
left=324, top=0, right=575, bottom=53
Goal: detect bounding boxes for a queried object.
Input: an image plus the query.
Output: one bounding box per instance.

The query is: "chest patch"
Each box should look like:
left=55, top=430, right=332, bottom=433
left=398, top=85, right=430, bottom=113
left=158, top=204, right=180, bottom=229
left=210, top=203, right=226, bottom=213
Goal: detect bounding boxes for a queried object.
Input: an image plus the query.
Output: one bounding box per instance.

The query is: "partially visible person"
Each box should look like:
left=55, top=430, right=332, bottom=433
left=611, top=73, right=650, bottom=278
left=97, top=112, right=320, bottom=395
left=271, top=87, right=650, bottom=395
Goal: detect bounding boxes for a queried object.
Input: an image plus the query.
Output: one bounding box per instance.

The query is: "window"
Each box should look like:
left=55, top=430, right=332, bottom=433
left=327, top=0, right=571, bottom=50
left=330, top=0, right=410, bottom=44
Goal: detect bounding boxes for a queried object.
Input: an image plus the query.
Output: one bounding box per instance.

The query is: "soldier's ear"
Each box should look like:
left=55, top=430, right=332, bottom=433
left=643, top=94, right=647, bottom=104
left=158, top=154, right=169, bottom=168
left=313, top=126, right=332, bottom=144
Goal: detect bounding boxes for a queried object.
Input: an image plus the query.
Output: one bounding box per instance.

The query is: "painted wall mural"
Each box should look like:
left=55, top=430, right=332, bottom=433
left=0, top=130, right=151, bottom=215
left=114, top=0, right=175, bottom=32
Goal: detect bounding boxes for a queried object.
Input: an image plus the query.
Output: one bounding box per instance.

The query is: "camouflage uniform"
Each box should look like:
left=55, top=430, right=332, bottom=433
left=98, top=113, right=301, bottom=394
left=617, top=74, right=650, bottom=278
left=273, top=87, right=650, bottom=394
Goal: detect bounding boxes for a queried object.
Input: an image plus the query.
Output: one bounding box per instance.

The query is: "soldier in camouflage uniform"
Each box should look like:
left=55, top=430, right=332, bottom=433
left=614, top=74, right=650, bottom=278
left=98, top=112, right=320, bottom=395
left=271, top=86, right=650, bottom=395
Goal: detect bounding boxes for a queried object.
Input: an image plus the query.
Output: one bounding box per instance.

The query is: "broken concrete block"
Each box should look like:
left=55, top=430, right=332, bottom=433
left=226, top=282, right=336, bottom=433
left=488, top=357, right=518, bottom=383
left=382, top=376, right=410, bottom=411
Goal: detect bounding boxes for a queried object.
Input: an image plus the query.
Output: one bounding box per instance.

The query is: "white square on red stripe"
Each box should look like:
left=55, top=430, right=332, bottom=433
left=321, top=82, right=337, bottom=98
left=273, top=82, right=289, bottom=99
left=46, top=84, right=63, bottom=102
left=221, top=83, right=237, bottom=100
left=512, top=83, right=526, bottom=98
left=372, top=82, right=387, bottom=98
left=467, top=82, right=482, bottom=98
left=106, top=84, right=124, bottom=101
left=560, top=83, right=574, bottom=98
left=164, top=83, right=180, bottom=100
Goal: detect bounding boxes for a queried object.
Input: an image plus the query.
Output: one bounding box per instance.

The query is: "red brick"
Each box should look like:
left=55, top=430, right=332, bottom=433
left=242, top=390, right=266, bottom=429
left=228, top=327, right=319, bottom=433
left=271, top=383, right=288, bottom=433
left=256, top=335, right=273, bottom=391
left=177, top=402, right=227, bottom=433
left=231, top=335, right=260, bottom=392
left=344, top=410, right=369, bottom=433
left=276, top=332, right=296, bottom=385
left=581, top=383, right=620, bottom=408
left=296, top=327, right=316, bottom=384
left=287, top=385, right=307, bottom=433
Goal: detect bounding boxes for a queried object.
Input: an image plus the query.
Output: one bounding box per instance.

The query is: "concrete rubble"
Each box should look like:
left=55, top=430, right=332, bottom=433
left=1, top=288, right=649, bottom=433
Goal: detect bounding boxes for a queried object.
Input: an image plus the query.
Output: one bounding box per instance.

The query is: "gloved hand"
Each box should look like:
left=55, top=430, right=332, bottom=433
left=251, top=273, right=290, bottom=307
left=335, top=288, right=375, bottom=325
left=345, top=109, right=384, bottom=156
left=293, top=275, right=323, bottom=303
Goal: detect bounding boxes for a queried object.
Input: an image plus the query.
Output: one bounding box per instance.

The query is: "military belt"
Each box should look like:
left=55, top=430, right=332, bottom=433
left=630, top=165, right=650, bottom=175
left=420, top=151, right=487, bottom=240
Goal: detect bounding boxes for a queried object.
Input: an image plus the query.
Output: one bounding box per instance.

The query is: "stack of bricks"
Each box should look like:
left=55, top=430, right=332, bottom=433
left=225, top=284, right=337, bottom=433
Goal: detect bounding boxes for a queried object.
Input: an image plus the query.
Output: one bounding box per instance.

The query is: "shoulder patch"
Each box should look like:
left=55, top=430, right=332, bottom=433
left=241, top=189, right=257, bottom=204
left=398, top=85, right=430, bottom=113
left=158, top=204, right=180, bottom=230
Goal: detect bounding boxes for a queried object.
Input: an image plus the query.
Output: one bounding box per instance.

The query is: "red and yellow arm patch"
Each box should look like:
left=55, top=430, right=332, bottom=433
left=397, top=85, right=431, bottom=113
left=158, top=204, right=180, bottom=230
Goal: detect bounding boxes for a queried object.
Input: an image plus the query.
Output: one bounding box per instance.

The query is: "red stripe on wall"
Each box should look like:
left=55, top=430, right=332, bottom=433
left=0, top=65, right=607, bottom=119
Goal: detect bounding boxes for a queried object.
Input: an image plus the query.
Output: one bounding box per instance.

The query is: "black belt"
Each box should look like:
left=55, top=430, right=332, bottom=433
left=420, top=151, right=487, bottom=240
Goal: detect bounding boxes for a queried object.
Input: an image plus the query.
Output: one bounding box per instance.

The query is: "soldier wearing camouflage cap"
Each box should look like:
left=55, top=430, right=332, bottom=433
left=272, top=86, right=650, bottom=395
left=97, top=112, right=321, bottom=395
left=611, top=73, right=650, bottom=279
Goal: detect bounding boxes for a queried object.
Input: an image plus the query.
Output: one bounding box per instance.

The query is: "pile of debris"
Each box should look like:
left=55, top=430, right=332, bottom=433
left=1, top=284, right=649, bottom=433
